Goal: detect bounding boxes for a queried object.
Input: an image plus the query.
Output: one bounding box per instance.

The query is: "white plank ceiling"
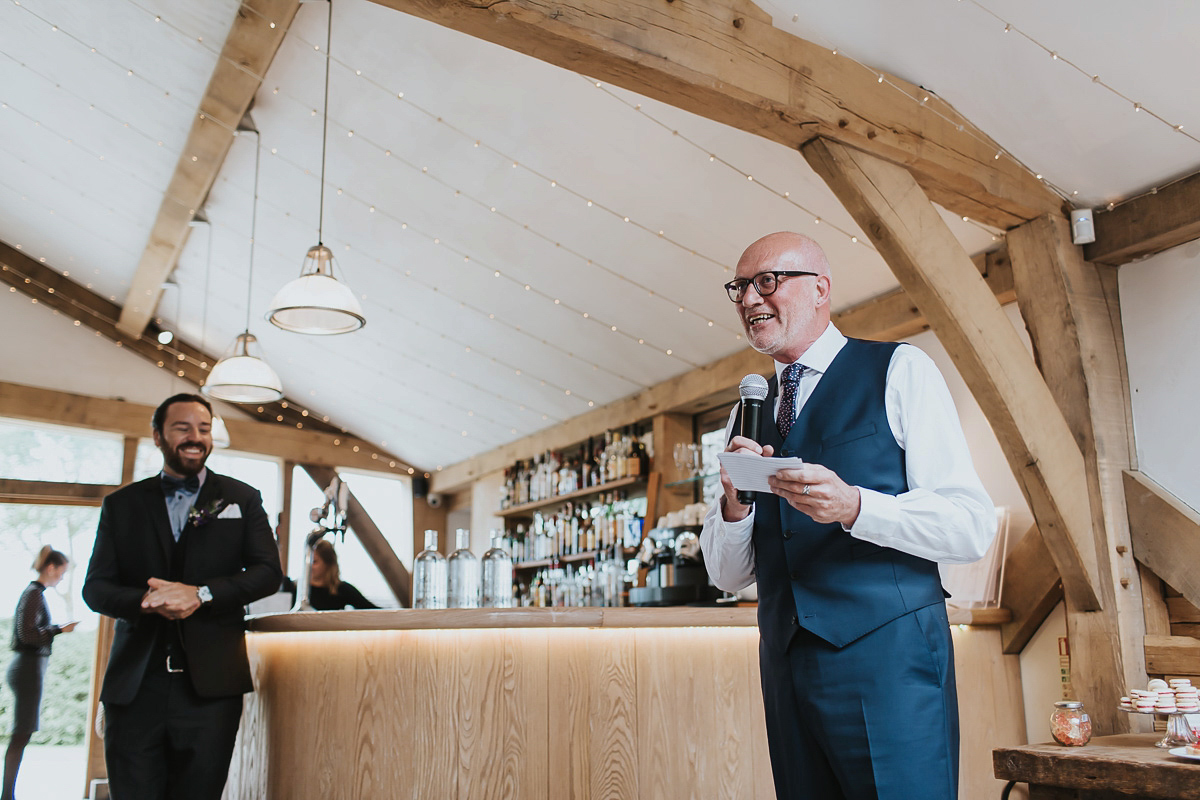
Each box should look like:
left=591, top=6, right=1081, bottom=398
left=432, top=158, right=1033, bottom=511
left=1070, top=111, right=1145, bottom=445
left=2, top=0, right=1197, bottom=471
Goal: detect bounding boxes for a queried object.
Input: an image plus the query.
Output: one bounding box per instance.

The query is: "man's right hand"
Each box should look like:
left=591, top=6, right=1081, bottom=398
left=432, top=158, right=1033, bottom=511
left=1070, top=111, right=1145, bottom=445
left=720, top=435, right=774, bottom=522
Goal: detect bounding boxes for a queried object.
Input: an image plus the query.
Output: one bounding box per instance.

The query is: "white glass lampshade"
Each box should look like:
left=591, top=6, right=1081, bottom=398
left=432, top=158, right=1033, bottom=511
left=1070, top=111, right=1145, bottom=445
left=211, top=414, right=232, bottom=449
left=267, top=244, right=365, bottom=334
left=202, top=332, right=283, bottom=404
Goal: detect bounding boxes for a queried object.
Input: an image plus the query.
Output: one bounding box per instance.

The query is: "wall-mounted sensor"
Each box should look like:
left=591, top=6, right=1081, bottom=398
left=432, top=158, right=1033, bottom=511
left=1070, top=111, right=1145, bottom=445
left=1070, top=209, right=1096, bottom=245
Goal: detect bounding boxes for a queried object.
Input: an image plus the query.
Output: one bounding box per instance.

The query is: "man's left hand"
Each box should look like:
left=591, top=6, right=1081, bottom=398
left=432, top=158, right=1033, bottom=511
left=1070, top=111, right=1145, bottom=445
left=141, top=577, right=202, bottom=619
left=768, top=462, right=861, bottom=528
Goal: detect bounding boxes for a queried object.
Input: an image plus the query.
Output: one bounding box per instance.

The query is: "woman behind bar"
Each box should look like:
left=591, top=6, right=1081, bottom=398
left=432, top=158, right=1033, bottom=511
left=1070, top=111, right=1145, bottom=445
left=307, top=540, right=378, bottom=611
left=3, top=546, right=77, bottom=800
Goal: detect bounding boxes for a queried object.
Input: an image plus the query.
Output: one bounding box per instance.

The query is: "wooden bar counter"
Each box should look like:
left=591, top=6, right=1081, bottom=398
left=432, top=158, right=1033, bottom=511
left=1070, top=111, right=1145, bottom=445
left=223, top=607, right=775, bottom=800
left=994, top=734, right=1200, bottom=799
left=222, top=607, right=1023, bottom=799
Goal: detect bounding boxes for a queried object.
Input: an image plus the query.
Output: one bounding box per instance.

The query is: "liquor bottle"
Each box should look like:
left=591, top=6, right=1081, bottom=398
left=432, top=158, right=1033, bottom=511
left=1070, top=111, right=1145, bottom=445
left=447, top=529, right=481, bottom=608
left=413, top=529, right=447, bottom=609
left=482, top=531, right=514, bottom=608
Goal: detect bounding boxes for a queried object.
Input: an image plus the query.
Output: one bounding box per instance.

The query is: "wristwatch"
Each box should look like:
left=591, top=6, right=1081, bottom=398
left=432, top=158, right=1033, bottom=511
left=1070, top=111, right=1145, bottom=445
left=196, top=585, right=213, bottom=605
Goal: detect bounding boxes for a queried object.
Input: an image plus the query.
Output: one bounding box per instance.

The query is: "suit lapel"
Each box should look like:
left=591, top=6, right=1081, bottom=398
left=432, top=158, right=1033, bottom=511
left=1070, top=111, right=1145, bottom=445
left=144, top=478, right=176, bottom=561
left=181, top=471, right=223, bottom=539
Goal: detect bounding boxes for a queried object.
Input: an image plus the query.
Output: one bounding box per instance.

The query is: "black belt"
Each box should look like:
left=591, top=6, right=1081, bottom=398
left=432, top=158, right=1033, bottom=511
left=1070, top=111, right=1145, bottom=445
left=153, top=627, right=187, bottom=674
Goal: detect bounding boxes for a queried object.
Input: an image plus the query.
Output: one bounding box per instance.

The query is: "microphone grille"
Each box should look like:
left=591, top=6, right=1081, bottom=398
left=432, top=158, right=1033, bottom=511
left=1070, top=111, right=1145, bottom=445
left=739, top=373, right=769, bottom=401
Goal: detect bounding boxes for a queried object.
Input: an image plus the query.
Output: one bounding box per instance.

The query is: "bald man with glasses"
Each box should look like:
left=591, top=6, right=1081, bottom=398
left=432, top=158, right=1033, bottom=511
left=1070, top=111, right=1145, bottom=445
left=701, top=232, right=995, bottom=800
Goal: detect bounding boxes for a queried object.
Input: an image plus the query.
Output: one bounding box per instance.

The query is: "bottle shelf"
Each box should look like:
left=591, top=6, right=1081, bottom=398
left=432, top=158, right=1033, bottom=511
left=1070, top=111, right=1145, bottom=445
left=498, top=475, right=644, bottom=518
left=514, top=548, right=635, bottom=571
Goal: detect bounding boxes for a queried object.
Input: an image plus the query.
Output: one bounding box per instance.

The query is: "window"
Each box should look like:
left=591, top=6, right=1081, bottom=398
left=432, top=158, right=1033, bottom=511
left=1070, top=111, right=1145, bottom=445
left=288, top=466, right=412, bottom=608
left=133, top=440, right=283, bottom=525
left=0, top=417, right=124, bottom=484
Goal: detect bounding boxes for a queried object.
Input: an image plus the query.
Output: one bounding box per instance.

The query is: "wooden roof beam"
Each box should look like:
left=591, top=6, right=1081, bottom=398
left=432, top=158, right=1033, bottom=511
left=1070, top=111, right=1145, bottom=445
left=1124, top=469, right=1200, bottom=613
left=430, top=246, right=1013, bottom=493
left=800, top=136, right=1102, bottom=612
left=370, top=0, right=1061, bottom=230
left=1086, top=169, right=1200, bottom=266
left=0, top=381, right=411, bottom=475
left=1, top=241, right=416, bottom=475
left=117, top=0, right=301, bottom=337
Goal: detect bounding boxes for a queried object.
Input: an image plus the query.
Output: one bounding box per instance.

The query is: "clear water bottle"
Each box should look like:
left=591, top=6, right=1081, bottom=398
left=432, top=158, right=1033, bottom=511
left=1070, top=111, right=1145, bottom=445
left=447, top=529, right=481, bottom=608
left=482, top=530, right=514, bottom=608
left=413, top=529, right=447, bottom=609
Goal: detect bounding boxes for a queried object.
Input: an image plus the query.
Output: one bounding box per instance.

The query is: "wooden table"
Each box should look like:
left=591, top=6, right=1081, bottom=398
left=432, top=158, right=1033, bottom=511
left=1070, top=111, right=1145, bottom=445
left=994, top=734, right=1200, bottom=799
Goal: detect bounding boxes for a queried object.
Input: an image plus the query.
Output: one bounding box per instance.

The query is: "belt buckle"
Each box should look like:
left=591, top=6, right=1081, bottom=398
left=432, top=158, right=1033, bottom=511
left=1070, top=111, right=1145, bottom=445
left=166, top=654, right=184, bottom=673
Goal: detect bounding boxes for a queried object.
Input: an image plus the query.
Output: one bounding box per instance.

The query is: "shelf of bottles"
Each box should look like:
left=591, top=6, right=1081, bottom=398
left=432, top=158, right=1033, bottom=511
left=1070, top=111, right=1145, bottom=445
left=498, top=426, right=650, bottom=513
left=495, top=426, right=652, bottom=608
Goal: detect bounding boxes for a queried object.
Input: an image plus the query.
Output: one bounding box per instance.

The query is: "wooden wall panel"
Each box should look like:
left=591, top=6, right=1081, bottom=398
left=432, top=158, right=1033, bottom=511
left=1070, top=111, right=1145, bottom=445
left=634, top=628, right=768, bottom=800
left=952, top=627, right=1028, bottom=800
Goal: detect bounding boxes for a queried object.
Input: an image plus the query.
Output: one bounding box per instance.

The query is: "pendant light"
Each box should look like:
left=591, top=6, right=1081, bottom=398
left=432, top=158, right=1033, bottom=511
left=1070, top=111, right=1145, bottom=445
left=190, top=215, right=232, bottom=447
left=267, top=0, right=365, bottom=335
left=204, top=129, right=285, bottom=404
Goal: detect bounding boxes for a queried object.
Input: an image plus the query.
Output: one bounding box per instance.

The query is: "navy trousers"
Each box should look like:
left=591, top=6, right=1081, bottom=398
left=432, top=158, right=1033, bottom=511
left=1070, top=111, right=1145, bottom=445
left=759, top=602, right=959, bottom=800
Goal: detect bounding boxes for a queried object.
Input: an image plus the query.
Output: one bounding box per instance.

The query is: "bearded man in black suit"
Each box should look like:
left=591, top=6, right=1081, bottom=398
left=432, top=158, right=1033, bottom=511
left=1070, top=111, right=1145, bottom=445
left=83, top=393, right=282, bottom=800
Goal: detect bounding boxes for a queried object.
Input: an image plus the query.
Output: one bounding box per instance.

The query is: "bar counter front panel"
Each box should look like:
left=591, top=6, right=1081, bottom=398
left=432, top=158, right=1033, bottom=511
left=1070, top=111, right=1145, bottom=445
left=225, top=608, right=1023, bottom=800
left=227, top=608, right=773, bottom=800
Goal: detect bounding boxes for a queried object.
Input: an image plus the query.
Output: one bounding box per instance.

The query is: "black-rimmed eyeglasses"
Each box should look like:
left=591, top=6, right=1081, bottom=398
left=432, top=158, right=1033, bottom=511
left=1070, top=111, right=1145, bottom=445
left=724, top=270, right=818, bottom=303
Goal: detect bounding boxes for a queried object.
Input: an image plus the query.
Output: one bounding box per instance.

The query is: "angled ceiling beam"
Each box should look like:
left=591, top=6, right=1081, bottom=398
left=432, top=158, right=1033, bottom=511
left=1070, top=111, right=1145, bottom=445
left=431, top=247, right=1013, bottom=493
left=799, top=137, right=1102, bottom=612
left=369, top=0, right=1061, bottom=230
left=0, top=381, right=411, bottom=475
left=1123, top=469, right=1200, bottom=612
left=117, top=0, right=302, bottom=337
left=1086, top=168, right=1200, bottom=265
left=0, top=240, right=417, bottom=475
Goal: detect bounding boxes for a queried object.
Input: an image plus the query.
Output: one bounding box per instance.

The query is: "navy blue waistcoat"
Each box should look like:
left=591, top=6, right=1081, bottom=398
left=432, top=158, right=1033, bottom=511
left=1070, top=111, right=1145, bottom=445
left=736, top=338, right=946, bottom=653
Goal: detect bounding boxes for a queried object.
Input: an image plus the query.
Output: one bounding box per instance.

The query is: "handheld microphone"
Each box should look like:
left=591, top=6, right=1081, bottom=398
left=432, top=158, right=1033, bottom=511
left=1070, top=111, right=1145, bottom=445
left=736, top=374, right=769, bottom=506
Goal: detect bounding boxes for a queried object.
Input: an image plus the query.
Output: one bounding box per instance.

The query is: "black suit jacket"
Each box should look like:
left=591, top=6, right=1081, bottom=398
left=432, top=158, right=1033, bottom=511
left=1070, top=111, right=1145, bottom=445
left=83, top=471, right=282, bottom=704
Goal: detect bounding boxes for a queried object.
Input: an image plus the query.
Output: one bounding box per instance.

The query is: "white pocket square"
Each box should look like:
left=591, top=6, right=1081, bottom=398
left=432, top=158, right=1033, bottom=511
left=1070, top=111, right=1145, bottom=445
left=217, top=504, right=242, bottom=519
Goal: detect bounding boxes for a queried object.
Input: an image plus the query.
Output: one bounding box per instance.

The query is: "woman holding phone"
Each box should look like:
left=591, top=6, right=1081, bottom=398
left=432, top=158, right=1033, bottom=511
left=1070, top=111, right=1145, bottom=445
left=2, top=546, right=77, bottom=800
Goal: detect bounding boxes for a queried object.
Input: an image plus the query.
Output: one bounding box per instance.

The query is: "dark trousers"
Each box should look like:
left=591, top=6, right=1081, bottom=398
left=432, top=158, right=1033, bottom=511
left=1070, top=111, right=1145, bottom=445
left=759, top=602, right=959, bottom=800
left=103, top=661, right=243, bottom=800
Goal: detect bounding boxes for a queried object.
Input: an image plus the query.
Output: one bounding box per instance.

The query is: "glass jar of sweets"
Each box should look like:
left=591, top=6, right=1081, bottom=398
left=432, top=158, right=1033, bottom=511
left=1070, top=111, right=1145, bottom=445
left=1050, top=701, right=1092, bottom=746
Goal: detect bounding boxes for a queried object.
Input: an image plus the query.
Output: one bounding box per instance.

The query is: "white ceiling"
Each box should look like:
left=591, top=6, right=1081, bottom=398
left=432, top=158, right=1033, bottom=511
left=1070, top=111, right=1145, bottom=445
left=2, top=0, right=1197, bottom=472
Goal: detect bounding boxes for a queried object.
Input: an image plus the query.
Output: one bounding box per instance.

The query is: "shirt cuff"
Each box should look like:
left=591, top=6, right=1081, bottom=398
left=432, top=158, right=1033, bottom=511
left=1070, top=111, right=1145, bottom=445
left=717, top=500, right=756, bottom=540
left=847, top=487, right=900, bottom=542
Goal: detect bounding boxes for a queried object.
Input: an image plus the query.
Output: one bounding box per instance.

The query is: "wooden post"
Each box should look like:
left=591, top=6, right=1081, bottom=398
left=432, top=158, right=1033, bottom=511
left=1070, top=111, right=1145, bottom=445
left=278, top=460, right=294, bottom=572
left=651, top=412, right=698, bottom=520
left=81, top=436, right=139, bottom=796
left=1007, top=215, right=1148, bottom=732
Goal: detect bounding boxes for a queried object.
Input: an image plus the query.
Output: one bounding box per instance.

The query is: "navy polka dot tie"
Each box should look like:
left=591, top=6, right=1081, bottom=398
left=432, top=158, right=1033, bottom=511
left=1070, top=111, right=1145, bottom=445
left=777, top=363, right=806, bottom=440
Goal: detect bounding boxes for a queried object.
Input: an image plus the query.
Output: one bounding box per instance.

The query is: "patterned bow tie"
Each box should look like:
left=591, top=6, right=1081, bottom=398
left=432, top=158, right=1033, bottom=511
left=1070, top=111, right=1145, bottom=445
left=161, top=473, right=200, bottom=496
left=777, top=363, right=807, bottom=440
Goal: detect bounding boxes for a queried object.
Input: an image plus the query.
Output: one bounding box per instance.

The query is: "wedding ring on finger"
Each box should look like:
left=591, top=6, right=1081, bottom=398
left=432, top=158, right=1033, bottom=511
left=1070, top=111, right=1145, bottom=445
left=801, top=483, right=811, bottom=496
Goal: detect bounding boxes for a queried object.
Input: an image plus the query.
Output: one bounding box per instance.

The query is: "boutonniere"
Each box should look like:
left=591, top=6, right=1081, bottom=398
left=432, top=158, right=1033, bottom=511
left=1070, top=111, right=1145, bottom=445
left=188, top=499, right=229, bottom=528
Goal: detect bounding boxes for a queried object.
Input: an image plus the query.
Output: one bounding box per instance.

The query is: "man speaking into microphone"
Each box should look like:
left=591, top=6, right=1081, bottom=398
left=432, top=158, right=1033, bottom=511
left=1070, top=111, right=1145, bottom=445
left=700, top=232, right=994, bottom=800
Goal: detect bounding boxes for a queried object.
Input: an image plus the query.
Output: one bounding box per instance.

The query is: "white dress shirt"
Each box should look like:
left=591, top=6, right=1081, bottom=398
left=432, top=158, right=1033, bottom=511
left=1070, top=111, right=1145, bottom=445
left=701, top=323, right=996, bottom=593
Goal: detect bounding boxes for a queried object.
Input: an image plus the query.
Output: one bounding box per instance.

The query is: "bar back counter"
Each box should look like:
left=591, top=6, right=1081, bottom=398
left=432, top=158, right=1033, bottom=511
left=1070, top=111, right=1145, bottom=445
left=224, top=607, right=1023, bottom=799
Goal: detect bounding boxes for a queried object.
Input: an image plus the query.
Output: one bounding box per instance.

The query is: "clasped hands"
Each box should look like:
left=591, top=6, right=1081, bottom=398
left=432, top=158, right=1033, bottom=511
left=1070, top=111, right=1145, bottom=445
left=719, top=435, right=861, bottom=528
left=141, top=577, right=201, bottom=619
